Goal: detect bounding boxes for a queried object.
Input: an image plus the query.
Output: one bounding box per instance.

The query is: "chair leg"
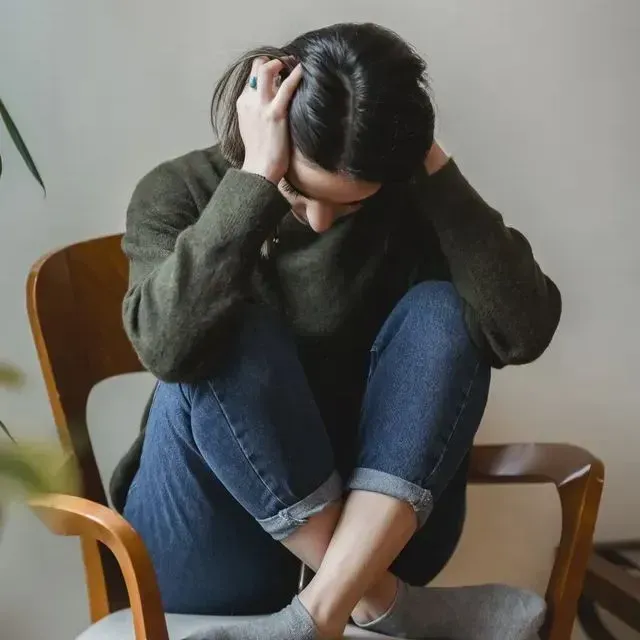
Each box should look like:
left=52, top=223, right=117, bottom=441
left=298, top=564, right=314, bottom=592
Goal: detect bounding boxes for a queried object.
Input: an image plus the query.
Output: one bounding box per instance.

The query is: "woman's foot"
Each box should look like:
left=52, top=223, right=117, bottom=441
left=355, top=581, right=546, bottom=640
left=182, top=597, right=335, bottom=640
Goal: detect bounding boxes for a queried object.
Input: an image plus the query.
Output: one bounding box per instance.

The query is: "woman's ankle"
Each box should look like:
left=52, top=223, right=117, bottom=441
left=351, top=573, right=399, bottom=625
left=298, top=581, right=351, bottom=639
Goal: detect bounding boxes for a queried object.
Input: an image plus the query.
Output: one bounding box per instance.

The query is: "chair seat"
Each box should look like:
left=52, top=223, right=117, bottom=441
left=76, top=608, right=397, bottom=639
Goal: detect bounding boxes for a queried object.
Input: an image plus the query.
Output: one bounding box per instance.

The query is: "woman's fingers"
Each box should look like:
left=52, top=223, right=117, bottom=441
left=237, top=56, right=296, bottom=184
left=272, top=64, right=303, bottom=112
left=244, top=57, right=301, bottom=108
left=257, top=58, right=285, bottom=101
left=239, top=57, right=268, bottom=100
left=247, top=56, right=268, bottom=86
left=249, top=56, right=268, bottom=74
left=279, top=55, right=298, bottom=72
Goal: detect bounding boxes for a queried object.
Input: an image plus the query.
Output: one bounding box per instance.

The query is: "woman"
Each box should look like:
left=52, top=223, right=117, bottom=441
left=113, top=22, right=561, bottom=640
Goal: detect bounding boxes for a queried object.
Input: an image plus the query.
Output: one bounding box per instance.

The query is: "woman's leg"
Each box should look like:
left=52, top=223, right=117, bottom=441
left=298, top=473, right=468, bottom=636
left=177, top=284, right=543, bottom=640
left=389, top=453, right=469, bottom=586
left=124, top=305, right=344, bottom=615
left=123, top=384, right=301, bottom=614
left=298, top=283, right=543, bottom=640
left=295, top=281, right=495, bottom=634
left=184, top=282, right=495, bottom=639
left=350, top=281, right=490, bottom=527
left=331, top=282, right=543, bottom=640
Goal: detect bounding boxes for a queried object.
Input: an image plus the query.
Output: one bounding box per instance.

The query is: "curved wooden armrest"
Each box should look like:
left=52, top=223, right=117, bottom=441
left=30, top=494, right=168, bottom=640
left=470, top=443, right=602, bottom=486
left=470, top=444, right=605, bottom=640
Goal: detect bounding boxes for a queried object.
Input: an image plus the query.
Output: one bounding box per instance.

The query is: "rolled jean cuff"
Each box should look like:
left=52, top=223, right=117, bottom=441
left=257, top=471, right=343, bottom=540
left=347, top=467, right=434, bottom=528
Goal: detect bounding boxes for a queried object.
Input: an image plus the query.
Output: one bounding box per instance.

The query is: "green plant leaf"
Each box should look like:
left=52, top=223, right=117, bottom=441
left=0, top=151, right=3, bottom=179
left=0, top=447, right=50, bottom=494
left=0, top=443, right=79, bottom=498
left=0, top=98, right=45, bottom=194
left=0, top=419, right=16, bottom=444
left=0, top=362, right=25, bottom=389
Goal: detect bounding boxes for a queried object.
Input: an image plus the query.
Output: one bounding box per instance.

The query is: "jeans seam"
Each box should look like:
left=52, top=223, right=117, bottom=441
left=203, top=379, right=291, bottom=512
left=367, top=346, right=379, bottom=383
left=421, top=357, right=483, bottom=486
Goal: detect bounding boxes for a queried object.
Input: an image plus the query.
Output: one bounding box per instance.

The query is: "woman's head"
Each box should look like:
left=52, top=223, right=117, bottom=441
left=212, top=23, right=435, bottom=184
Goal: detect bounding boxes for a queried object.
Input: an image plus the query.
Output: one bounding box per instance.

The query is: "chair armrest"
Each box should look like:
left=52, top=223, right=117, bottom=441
left=470, top=443, right=601, bottom=486
left=30, top=493, right=168, bottom=640
left=470, top=444, right=605, bottom=640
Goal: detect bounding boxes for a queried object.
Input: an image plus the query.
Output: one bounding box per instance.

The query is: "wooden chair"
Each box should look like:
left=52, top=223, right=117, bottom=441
left=26, top=234, right=605, bottom=640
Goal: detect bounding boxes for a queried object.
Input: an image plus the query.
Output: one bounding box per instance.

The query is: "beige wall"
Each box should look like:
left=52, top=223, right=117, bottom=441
left=1, top=1, right=639, bottom=637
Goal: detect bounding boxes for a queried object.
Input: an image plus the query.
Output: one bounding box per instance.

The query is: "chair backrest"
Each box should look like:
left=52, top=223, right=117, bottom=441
left=27, top=234, right=143, bottom=506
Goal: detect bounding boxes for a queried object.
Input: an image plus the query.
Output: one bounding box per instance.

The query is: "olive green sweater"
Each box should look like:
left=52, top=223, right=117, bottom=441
left=110, top=145, right=561, bottom=511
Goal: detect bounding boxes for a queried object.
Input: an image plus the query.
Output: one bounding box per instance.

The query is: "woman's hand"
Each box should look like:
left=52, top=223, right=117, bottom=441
left=424, top=141, right=450, bottom=176
left=238, top=57, right=303, bottom=185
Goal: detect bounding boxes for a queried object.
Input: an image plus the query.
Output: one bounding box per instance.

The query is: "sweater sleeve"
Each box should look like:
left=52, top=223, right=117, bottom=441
left=122, top=162, right=289, bottom=382
left=413, top=160, right=562, bottom=367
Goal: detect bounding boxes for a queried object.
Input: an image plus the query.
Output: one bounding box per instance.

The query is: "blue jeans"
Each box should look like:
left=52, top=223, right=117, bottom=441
left=124, top=282, right=490, bottom=615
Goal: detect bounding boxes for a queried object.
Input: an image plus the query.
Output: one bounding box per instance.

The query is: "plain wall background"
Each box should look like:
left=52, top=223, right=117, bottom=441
left=1, top=1, right=639, bottom=638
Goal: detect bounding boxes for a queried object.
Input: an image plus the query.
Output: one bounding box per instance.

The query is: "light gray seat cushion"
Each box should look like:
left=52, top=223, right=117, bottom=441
left=76, top=608, right=395, bottom=639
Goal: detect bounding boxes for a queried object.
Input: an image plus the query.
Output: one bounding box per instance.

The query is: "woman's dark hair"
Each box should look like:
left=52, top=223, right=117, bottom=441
left=211, top=23, right=434, bottom=183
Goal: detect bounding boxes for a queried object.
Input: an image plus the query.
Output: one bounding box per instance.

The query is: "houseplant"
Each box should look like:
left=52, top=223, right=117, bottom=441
left=1, top=103, right=77, bottom=526
left=0, top=362, right=77, bottom=530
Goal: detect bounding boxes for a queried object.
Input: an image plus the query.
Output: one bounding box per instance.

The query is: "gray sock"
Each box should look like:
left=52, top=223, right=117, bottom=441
left=357, top=581, right=546, bottom=640
left=182, top=597, right=321, bottom=640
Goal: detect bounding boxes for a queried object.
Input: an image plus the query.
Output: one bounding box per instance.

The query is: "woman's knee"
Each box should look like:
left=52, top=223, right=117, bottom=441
left=403, top=281, right=462, bottom=310
left=375, top=281, right=476, bottom=360
left=401, top=281, right=468, bottom=337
